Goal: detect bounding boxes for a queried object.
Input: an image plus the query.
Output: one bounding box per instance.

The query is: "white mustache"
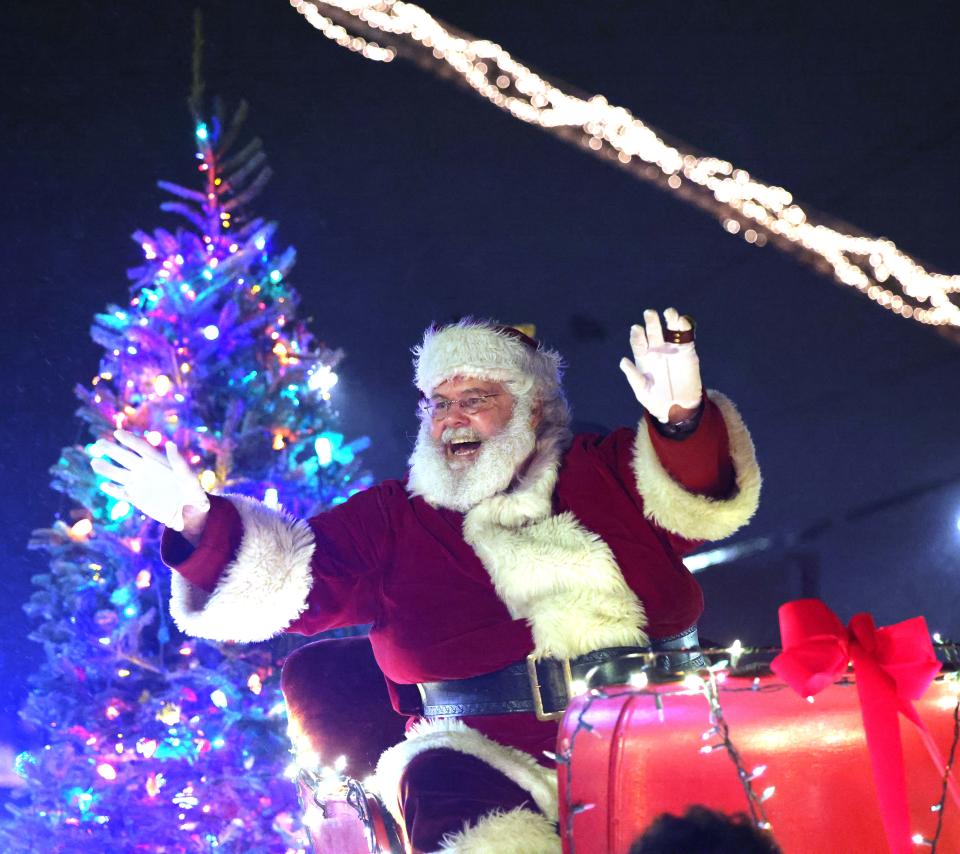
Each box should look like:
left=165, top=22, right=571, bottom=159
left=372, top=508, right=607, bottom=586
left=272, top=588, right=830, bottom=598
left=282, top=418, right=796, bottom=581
left=441, top=427, right=481, bottom=443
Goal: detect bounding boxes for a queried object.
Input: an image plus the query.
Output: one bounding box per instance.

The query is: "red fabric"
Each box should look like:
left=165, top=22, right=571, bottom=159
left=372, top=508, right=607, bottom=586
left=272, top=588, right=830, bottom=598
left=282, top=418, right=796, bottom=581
left=160, top=494, right=243, bottom=591
left=645, top=399, right=733, bottom=499
left=771, top=599, right=949, bottom=854
left=645, top=402, right=735, bottom=557
left=165, top=402, right=734, bottom=760
left=400, top=748, right=543, bottom=852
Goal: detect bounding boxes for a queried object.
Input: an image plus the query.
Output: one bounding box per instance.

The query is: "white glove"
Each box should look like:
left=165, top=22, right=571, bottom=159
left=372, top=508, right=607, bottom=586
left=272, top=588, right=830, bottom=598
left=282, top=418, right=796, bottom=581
left=619, top=308, right=703, bottom=424
left=90, top=430, right=210, bottom=531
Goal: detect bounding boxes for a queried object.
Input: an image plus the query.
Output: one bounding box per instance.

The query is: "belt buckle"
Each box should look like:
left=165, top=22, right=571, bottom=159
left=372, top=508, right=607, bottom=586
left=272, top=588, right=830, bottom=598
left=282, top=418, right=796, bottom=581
left=526, top=653, right=573, bottom=722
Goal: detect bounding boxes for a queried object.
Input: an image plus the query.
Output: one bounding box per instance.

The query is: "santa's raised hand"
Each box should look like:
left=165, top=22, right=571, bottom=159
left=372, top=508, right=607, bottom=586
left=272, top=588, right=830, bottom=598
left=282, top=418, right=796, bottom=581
left=619, top=308, right=703, bottom=424
left=90, top=430, right=210, bottom=537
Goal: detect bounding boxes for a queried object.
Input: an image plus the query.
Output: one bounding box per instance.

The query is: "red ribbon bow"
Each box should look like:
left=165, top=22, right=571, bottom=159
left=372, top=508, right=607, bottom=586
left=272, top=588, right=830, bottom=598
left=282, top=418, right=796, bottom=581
left=772, top=599, right=953, bottom=854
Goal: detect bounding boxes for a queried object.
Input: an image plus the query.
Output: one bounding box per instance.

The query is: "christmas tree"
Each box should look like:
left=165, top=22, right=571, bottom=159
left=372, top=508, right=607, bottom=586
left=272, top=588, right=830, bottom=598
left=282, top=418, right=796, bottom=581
left=2, top=99, right=371, bottom=852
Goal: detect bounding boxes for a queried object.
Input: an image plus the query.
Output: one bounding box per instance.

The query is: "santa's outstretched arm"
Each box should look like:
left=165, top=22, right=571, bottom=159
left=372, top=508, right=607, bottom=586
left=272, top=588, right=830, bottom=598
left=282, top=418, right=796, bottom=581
left=90, top=432, right=384, bottom=643
left=618, top=308, right=761, bottom=547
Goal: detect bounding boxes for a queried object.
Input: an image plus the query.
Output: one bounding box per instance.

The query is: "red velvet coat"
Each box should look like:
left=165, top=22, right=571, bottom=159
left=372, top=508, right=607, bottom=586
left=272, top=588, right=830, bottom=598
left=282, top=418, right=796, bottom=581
left=162, top=394, right=760, bottom=764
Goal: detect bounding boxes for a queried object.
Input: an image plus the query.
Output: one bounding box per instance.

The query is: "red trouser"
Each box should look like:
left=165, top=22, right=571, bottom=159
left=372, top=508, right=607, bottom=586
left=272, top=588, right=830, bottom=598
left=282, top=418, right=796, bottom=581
left=399, top=748, right=544, bottom=851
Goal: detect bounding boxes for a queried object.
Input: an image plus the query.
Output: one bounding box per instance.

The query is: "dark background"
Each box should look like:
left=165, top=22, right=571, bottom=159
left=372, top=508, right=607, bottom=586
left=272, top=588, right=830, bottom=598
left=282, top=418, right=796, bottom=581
left=2, top=1, right=958, bottom=754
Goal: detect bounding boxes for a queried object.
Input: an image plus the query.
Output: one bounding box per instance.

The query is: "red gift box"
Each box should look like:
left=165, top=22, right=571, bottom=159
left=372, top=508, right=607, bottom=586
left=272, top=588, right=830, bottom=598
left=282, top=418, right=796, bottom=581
left=558, top=673, right=960, bottom=854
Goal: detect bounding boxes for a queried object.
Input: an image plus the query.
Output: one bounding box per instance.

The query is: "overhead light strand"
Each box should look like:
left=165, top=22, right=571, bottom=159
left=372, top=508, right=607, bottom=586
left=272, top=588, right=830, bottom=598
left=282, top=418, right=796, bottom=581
left=291, top=0, right=959, bottom=333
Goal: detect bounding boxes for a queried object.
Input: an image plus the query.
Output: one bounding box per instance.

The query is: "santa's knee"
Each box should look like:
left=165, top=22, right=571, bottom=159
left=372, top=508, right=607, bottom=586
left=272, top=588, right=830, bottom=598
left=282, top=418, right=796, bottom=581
left=399, top=748, right=559, bottom=853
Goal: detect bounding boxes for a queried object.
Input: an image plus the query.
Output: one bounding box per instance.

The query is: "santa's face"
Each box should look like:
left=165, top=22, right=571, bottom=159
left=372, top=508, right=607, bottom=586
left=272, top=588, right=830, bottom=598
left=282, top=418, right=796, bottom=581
left=427, top=377, right=515, bottom=468
left=408, top=375, right=540, bottom=512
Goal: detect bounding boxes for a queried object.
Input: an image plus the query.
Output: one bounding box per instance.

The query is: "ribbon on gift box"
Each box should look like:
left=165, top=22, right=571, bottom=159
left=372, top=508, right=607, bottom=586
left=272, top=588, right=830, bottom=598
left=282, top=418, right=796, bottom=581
left=772, top=599, right=959, bottom=854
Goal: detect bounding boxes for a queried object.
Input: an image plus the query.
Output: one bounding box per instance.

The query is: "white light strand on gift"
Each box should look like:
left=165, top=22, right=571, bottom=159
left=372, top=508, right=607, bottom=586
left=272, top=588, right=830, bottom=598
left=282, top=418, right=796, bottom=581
left=553, top=696, right=595, bottom=853
left=927, top=693, right=960, bottom=852
left=696, top=668, right=775, bottom=830
left=290, top=0, right=960, bottom=335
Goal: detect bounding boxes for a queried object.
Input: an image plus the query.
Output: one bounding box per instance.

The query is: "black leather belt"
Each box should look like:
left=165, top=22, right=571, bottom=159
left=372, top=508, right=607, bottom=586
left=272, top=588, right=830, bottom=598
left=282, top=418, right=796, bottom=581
left=583, top=625, right=706, bottom=688
left=417, top=626, right=704, bottom=721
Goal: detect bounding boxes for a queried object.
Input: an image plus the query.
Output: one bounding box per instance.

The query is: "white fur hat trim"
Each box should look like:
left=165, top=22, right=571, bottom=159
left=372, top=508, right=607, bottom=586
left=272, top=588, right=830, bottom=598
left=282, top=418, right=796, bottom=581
left=413, top=319, right=562, bottom=398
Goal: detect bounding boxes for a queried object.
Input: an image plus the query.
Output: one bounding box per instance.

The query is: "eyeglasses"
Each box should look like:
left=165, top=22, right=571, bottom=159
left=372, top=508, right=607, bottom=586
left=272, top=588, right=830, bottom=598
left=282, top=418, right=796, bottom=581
left=419, top=393, right=503, bottom=420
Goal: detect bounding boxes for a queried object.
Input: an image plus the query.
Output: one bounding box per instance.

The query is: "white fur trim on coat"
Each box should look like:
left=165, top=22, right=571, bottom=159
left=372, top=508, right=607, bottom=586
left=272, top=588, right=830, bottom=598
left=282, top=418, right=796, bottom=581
left=435, top=807, right=561, bottom=854
left=169, top=494, right=315, bottom=642
left=375, top=717, right=558, bottom=831
left=462, top=424, right=647, bottom=660
left=632, top=390, right=761, bottom=542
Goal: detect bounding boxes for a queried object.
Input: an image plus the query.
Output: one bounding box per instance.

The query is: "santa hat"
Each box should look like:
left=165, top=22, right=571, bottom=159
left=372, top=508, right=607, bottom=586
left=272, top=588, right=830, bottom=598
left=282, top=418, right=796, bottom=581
left=412, top=319, right=564, bottom=401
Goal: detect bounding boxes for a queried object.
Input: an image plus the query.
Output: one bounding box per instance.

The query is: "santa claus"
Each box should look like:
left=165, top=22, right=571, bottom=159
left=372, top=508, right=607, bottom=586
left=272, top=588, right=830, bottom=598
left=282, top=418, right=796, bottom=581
left=92, top=309, right=761, bottom=853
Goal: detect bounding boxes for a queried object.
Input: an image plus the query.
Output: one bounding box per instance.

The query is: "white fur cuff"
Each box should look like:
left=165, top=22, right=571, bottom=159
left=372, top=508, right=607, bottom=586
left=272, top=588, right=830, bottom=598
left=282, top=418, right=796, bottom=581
left=375, top=718, right=558, bottom=832
left=169, top=494, right=315, bottom=642
left=435, top=807, right=561, bottom=854
left=632, top=390, right=761, bottom=542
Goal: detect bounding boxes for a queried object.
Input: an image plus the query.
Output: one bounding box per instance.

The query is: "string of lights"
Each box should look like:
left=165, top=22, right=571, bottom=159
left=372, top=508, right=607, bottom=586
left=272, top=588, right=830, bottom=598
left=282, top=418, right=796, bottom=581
left=289, top=0, right=960, bottom=336
left=698, top=667, right=775, bottom=830
left=931, top=620, right=960, bottom=841
left=553, top=686, right=597, bottom=853
left=926, top=697, right=960, bottom=852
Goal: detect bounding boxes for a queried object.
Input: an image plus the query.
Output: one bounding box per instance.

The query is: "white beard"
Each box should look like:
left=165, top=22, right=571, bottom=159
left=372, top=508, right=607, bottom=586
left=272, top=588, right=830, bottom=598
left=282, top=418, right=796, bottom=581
left=407, top=397, right=538, bottom=513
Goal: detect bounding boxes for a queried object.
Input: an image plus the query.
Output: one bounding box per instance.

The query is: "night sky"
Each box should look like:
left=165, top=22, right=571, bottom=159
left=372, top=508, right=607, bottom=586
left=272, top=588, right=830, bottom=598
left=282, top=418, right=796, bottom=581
left=2, top=1, right=958, bottom=752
